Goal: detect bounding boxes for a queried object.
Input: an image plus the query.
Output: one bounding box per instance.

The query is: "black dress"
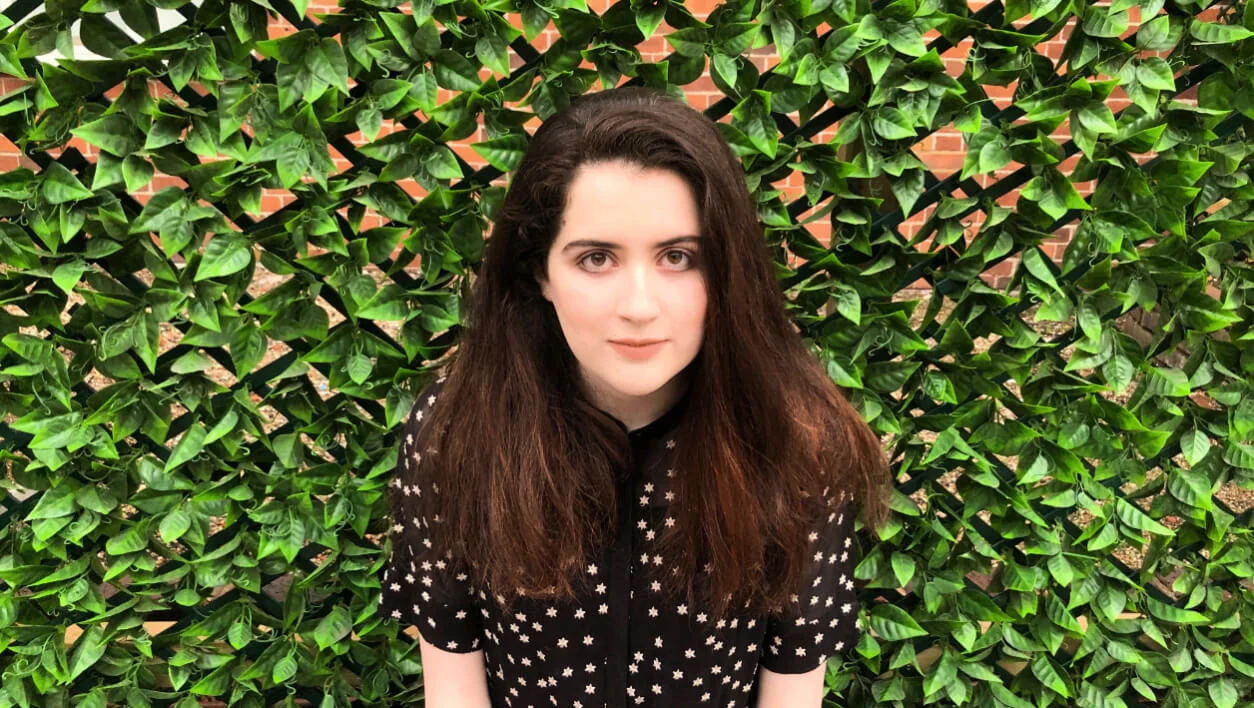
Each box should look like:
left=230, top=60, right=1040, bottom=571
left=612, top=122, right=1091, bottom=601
left=378, top=376, right=862, bottom=707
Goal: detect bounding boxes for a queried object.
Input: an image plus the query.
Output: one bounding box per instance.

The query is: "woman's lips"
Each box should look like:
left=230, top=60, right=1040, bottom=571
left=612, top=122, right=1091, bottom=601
left=609, top=340, right=666, bottom=360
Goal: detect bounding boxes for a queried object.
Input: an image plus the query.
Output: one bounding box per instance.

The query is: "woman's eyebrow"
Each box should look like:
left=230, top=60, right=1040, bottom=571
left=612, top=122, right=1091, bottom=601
left=560, top=235, right=701, bottom=253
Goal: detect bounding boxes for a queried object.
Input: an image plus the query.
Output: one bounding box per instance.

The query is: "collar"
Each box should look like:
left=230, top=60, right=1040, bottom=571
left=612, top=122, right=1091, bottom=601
left=612, top=385, right=690, bottom=445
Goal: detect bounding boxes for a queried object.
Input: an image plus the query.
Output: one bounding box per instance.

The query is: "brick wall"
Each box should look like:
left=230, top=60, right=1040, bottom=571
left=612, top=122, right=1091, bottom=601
left=0, top=0, right=1202, bottom=289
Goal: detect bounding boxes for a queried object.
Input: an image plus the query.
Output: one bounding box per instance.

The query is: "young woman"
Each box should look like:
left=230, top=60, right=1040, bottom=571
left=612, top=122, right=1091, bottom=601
left=378, top=85, right=892, bottom=707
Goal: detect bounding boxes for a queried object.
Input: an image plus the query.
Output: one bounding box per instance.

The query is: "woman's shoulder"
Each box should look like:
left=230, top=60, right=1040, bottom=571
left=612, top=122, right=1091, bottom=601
left=413, top=372, right=451, bottom=414
left=401, top=371, right=452, bottom=459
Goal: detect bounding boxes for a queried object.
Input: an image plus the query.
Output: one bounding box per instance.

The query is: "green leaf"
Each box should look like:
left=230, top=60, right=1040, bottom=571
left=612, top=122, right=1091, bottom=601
left=711, top=53, right=739, bottom=94
left=1093, top=585, right=1127, bottom=620
left=424, top=145, right=463, bottom=180
left=431, top=49, right=481, bottom=92
left=130, top=187, right=189, bottom=235
left=75, top=486, right=118, bottom=515
left=230, top=321, right=267, bottom=376
left=1102, top=354, right=1135, bottom=394
left=68, top=625, right=108, bottom=680
left=272, top=652, right=298, bottom=684
left=1021, top=168, right=1090, bottom=220
left=872, top=107, right=916, bottom=140
left=106, top=519, right=151, bottom=555
left=1208, top=678, right=1237, bottom=708
left=0, top=42, right=25, bottom=78
left=205, top=408, right=240, bottom=446
left=27, top=484, right=78, bottom=520
left=471, top=133, right=528, bottom=172
left=475, top=32, right=511, bottom=75
left=1076, top=103, right=1117, bottom=134
left=122, top=155, right=155, bottom=193
left=313, top=37, right=349, bottom=96
left=1167, top=467, right=1212, bottom=510
left=1083, top=8, right=1128, bottom=38
left=1190, top=21, right=1253, bottom=44
left=717, top=22, right=760, bottom=56
left=1114, top=498, right=1173, bottom=536
left=976, top=137, right=1011, bottom=177
left=40, top=162, right=94, bottom=205
left=195, top=236, right=253, bottom=281
left=346, top=353, right=372, bottom=385
left=1137, top=15, right=1179, bottom=50
left=922, top=646, right=958, bottom=700
left=831, top=286, right=861, bottom=326
left=133, top=312, right=159, bottom=374
left=730, top=91, right=778, bottom=158
left=1022, top=247, right=1064, bottom=294
left=1179, top=428, right=1211, bottom=467
left=665, top=28, right=708, bottom=58
left=1047, top=554, right=1074, bottom=586
left=635, top=3, right=667, bottom=39
left=1136, top=58, right=1175, bottom=91
left=51, top=261, right=87, bottom=294
left=891, top=169, right=924, bottom=218
left=164, top=424, right=207, bottom=473
left=869, top=604, right=928, bottom=640
left=772, top=18, right=796, bottom=61
left=160, top=507, right=192, bottom=542
left=313, top=605, right=353, bottom=649
left=891, top=552, right=916, bottom=587
left=1030, top=653, right=1071, bottom=697
left=71, top=113, right=141, bottom=157
left=1149, top=366, right=1190, bottom=397
left=819, top=62, right=849, bottom=97
left=1144, top=596, right=1210, bottom=624
left=228, top=619, right=253, bottom=651
left=1046, top=593, right=1083, bottom=634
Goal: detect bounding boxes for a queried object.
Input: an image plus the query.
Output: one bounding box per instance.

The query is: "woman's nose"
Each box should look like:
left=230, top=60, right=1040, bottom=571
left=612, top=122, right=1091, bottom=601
left=617, top=265, right=661, bottom=319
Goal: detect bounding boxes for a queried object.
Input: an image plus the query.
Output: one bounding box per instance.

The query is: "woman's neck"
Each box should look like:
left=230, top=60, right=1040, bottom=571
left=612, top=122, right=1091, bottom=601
left=585, top=371, right=690, bottom=432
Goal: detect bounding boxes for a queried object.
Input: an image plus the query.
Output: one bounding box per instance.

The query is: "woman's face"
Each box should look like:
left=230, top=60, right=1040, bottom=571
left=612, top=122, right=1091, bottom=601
left=539, top=160, right=707, bottom=412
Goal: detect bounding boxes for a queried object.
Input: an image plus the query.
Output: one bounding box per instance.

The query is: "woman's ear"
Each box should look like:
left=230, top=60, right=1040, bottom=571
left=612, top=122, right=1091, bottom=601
left=535, top=266, right=552, bottom=303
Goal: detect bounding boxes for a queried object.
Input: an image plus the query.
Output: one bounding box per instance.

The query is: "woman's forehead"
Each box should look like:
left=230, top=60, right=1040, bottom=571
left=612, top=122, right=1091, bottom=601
left=556, top=166, right=701, bottom=242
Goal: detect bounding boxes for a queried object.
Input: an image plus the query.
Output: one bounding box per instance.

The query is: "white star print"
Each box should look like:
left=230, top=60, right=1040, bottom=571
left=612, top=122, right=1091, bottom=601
left=378, top=378, right=861, bottom=705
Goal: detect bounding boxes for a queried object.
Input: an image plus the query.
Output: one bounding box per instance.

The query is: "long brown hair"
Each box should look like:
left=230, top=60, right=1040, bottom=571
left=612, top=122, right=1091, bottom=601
left=394, top=86, right=891, bottom=622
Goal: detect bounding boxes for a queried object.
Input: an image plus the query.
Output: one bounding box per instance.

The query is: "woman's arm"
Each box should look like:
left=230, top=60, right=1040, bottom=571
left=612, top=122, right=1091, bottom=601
left=755, top=663, right=826, bottom=708
left=756, top=492, right=862, bottom=707
left=418, top=636, right=493, bottom=708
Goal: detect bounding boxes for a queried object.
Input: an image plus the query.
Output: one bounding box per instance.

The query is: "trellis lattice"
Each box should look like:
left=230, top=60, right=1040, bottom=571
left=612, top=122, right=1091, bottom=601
left=0, top=0, right=1251, bottom=706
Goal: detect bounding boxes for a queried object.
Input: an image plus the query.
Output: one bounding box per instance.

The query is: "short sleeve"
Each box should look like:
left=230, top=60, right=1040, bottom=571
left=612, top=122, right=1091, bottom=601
left=759, top=490, right=861, bottom=673
left=377, top=378, right=485, bottom=653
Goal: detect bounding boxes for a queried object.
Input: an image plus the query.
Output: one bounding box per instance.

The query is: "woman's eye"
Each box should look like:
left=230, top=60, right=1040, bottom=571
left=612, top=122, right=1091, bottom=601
left=579, top=252, right=611, bottom=270
left=577, top=250, right=697, bottom=271
left=665, top=250, right=695, bottom=267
